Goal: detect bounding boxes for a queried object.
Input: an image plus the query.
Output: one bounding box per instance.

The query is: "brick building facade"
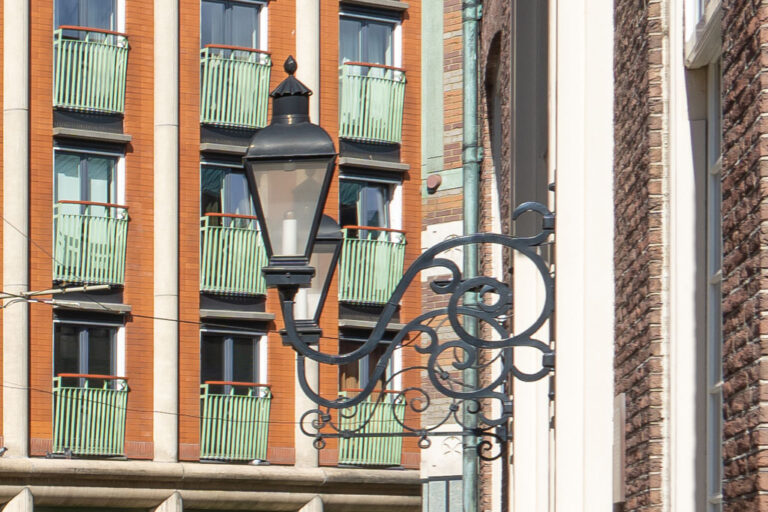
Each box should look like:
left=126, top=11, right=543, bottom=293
left=0, top=0, right=425, bottom=508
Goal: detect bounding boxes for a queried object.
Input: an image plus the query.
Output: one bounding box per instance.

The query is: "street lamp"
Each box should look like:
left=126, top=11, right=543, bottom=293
left=245, top=58, right=556, bottom=512
left=244, top=56, right=336, bottom=289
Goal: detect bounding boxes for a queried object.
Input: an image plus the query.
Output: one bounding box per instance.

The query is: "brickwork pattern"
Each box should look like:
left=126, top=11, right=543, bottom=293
left=613, top=0, right=666, bottom=509
left=720, top=1, right=768, bottom=509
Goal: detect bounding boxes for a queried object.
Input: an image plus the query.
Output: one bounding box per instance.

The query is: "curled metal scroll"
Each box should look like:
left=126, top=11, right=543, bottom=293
left=282, top=202, right=555, bottom=459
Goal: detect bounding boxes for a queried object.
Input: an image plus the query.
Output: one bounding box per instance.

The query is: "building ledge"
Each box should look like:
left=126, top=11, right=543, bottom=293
left=200, top=308, right=275, bottom=322
left=341, top=0, right=408, bottom=11
left=339, top=318, right=406, bottom=332
left=53, top=127, right=132, bottom=144
left=0, top=458, right=420, bottom=510
left=338, top=156, right=410, bottom=173
left=51, top=299, right=131, bottom=313
left=200, top=142, right=248, bottom=155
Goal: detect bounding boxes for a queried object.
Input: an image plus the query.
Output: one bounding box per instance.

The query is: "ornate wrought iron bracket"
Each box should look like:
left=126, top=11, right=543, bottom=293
left=278, top=201, right=555, bottom=461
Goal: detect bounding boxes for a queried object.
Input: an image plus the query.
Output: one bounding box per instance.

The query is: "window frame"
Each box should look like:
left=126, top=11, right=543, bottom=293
left=200, top=0, right=267, bottom=50
left=53, top=145, right=125, bottom=207
left=339, top=8, right=402, bottom=69
left=53, top=318, right=124, bottom=388
left=705, top=58, right=723, bottom=512
left=339, top=172, right=403, bottom=231
left=199, top=327, right=267, bottom=394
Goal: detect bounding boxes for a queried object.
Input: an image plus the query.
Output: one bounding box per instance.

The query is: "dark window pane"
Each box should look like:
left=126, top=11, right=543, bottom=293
left=363, top=21, right=392, bottom=66
left=231, top=3, right=259, bottom=48
left=54, top=324, right=81, bottom=377
left=340, top=18, right=361, bottom=63
left=55, top=0, right=80, bottom=28
left=201, top=0, right=226, bottom=47
left=232, top=336, right=256, bottom=384
left=83, top=0, right=115, bottom=30
left=201, top=335, right=225, bottom=392
left=88, top=327, right=114, bottom=376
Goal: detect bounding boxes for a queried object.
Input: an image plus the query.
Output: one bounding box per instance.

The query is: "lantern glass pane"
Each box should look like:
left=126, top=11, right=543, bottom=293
left=295, top=239, right=337, bottom=321
left=249, top=159, right=330, bottom=258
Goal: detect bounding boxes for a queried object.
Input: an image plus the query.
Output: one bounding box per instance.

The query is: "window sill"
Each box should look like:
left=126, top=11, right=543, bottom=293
left=200, top=142, right=248, bottom=155
left=53, top=126, right=132, bottom=144
left=200, top=308, right=275, bottom=322
left=685, top=0, right=721, bottom=68
left=51, top=299, right=131, bottom=313
left=339, top=156, right=409, bottom=173
left=339, top=318, right=406, bottom=332
left=340, top=0, right=408, bottom=12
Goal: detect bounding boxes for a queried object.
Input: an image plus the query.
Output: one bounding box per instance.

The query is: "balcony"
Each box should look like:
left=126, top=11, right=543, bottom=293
left=53, top=26, right=129, bottom=114
left=339, top=62, right=406, bottom=144
left=52, top=374, right=129, bottom=457
left=200, top=213, right=268, bottom=296
left=338, top=390, right=405, bottom=466
left=338, top=226, right=406, bottom=305
left=200, top=45, right=272, bottom=129
left=200, top=382, right=272, bottom=461
left=54, top=201, right=129, bottom=285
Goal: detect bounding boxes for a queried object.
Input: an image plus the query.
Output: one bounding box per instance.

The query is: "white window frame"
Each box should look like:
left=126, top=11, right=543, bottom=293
left=53, top=145, right=126, bottom=206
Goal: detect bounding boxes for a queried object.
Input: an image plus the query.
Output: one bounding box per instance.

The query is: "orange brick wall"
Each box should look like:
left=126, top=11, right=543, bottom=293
left=15, top=0, right=421, bottom=464
left=178, top=0, right=202, bottom=459
left=122, top=0, right=156, bottom=456
left=28, top=0, right=56, bottom=451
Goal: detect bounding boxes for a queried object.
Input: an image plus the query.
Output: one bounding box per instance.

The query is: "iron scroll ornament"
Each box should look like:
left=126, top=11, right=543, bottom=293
left=279, top=202, right=555, bottom=460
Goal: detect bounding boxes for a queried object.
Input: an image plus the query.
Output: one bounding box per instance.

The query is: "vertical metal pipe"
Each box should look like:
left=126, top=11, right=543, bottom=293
left=462, top=0, right=480, bottom=509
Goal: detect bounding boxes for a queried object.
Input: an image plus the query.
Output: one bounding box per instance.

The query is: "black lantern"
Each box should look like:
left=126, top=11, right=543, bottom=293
left=244, top=56, right=336, bottom=287
left=297, top=215, right=342, bottom=325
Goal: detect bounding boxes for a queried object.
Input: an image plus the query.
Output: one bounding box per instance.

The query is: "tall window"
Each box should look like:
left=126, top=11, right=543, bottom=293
left=706, top=59, right=723, bottom=512
left=201, top=332, right=262, bottom=394
left=54, top=322, right=118, bottom=387
left=55, top=0, right=116, bottom=30
left=55, top=149, right=119, bottom=213
left=339, top=12, right=395, bottom=66
left=339, top=339, right=391, bottom=391
left=339, top=179, right=391, bottom=228
left=201, top=0, right=262, bottom=49
left=201, top=163, right=255, bottom=225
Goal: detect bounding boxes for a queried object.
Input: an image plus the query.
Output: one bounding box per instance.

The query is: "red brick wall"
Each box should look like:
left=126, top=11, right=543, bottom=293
left=720, top=1, right=767, bottom=509
left=613, top=0, right=665, bottom=509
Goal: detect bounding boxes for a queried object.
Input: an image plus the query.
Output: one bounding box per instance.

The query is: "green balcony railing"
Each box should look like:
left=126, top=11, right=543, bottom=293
left=200, top=45, right=272, bottom=129
left=338, top=226, right=406, bottom=304
left=53, top=26, right=129, bottom=114
left=339, top=62, right=406, bottom=144
left=200, top=213, right=268, bottom=296
left=338, top=390, right=406, bottom=466
left=54, top=200, right=129, bottom=285
left=200, top=381, right=272, bottom=461
left=52, top=374, right=129, bottom=457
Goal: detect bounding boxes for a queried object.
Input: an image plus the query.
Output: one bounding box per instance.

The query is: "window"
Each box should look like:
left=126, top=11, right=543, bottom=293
left=339, top=339, right=391, bottom=391
left=339, top=179, right=392, bottom=228
left=201, top=163, right=255, bottom=225
left=201, top=0, right=262, bottom=49
left=55, top=0, right=116, bottom=30
left=54, top=322, right=119, bottom=387
left=705, top=59, right=723, bottom=512
left=55, top=149, right=119, bottom=213
left=201, top=332, right=263, bottom=394
left=340, top=11, right=396, bottom=66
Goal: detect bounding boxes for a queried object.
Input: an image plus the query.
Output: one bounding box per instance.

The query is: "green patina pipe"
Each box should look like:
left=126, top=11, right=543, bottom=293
left=461, top=0, right=480, bottom=509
